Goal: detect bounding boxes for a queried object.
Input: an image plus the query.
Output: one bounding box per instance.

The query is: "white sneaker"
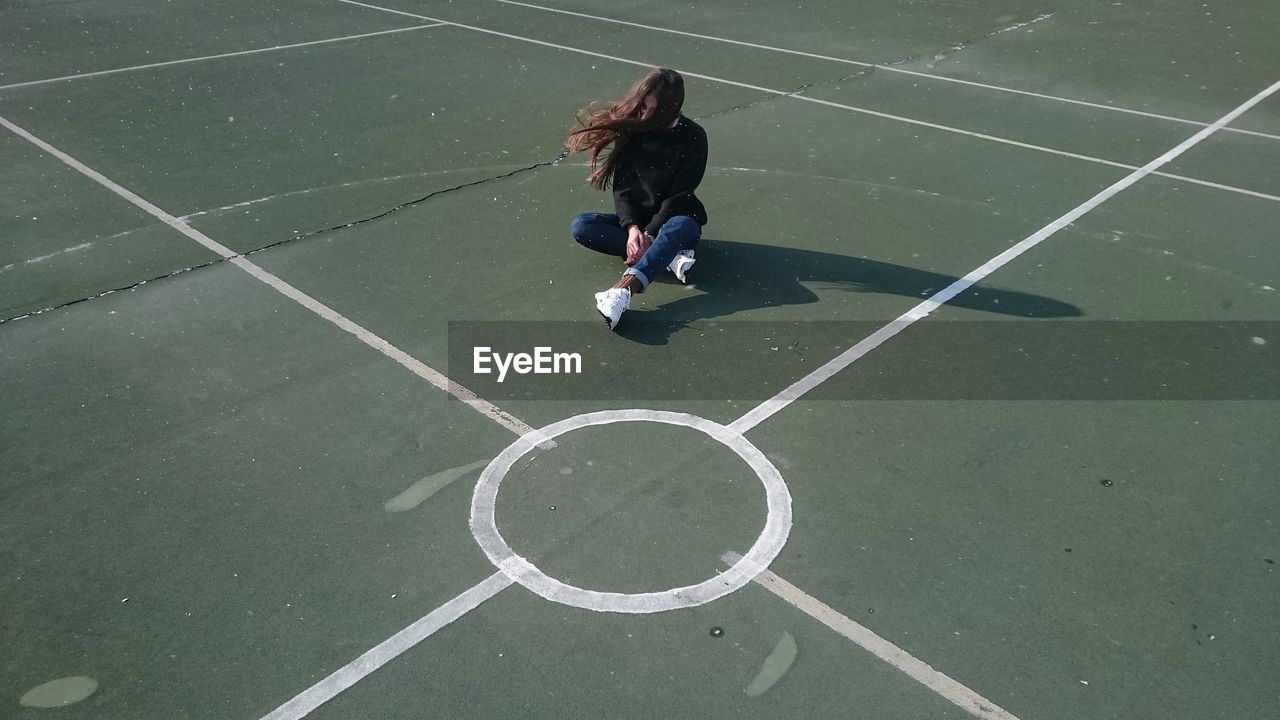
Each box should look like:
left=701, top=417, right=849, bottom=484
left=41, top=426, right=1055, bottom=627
left=594, top=287, right=631, bottom=330
left=668, top=249, right=695, bottom=283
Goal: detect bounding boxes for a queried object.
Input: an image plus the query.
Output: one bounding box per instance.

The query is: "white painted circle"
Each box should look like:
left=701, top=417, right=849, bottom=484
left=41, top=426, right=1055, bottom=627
left=469, top=410, right=792, bottom=613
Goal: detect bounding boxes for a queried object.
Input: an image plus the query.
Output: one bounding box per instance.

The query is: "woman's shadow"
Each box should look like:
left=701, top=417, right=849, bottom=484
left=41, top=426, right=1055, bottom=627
left=617, top=238, right=1082, bottom=345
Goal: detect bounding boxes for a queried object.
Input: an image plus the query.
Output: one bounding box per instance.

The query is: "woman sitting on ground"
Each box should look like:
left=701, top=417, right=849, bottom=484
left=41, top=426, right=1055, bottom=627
left=565, top=67, right=709, bottom=330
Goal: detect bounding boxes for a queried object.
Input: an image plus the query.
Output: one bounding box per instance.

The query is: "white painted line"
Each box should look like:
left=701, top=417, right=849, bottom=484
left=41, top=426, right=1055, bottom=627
left=338, top=0, right=1279, bottom=206
left=0, top=115, right=239, bottom=259
left=258, top=410, right=782, bottom=719
left=0, top=24, right=445, bottom=92
left=494, top=0, right=1280, bottom=143
left=261, top=572, right=513, bottom=720
left=728, top=77, right=1280, bottom=434
left=867, top=69, right=1280, bottom=142
left=0, top=113, right=537, bottom=438
left=723, top=553, right=1021, bottom=720
left=6, top=102, right=542, bottom=720
left=229, top=257, right=537, bottom=435
left=20, top=9, right=1263, bottom=718
left=335, top=1, right=1124, bottom=169
left=1151, top=171, right=1280, bottom=203
left=470, top=410, right=791, bottom=613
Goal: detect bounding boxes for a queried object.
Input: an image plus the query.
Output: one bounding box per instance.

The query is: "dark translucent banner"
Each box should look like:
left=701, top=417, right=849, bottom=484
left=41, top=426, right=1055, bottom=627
left=447, top=321, right=1279, bottom=401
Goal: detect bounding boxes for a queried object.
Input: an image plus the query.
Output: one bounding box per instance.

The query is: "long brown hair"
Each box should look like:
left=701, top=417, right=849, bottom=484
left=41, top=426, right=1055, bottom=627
left=565, top=68, right=685, bottom=190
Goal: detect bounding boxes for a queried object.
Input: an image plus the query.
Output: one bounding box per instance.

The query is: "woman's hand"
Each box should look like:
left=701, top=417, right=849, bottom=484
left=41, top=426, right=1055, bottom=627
left=625, top=226, right=652, bottom=265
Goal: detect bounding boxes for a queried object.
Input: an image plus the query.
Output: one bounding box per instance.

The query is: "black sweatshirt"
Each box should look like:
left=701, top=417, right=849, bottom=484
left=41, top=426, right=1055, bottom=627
left=611, top=116, right=708, bottom=237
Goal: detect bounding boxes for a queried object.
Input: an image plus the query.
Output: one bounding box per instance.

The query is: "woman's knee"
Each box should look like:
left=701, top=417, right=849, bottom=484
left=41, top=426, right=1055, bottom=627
left=569, top=213, right=594, bottom=244
left=663, top=215, right=701, bottom=242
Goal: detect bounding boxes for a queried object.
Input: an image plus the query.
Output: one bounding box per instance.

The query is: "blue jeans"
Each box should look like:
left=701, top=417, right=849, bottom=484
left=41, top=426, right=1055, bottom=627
left=570, top=213, right=701, bottom=289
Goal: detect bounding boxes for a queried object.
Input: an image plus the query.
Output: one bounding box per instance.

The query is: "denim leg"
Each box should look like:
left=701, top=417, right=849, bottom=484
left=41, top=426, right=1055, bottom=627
left=570, top=212, right=628, bottom=257
left=626, top=215, right=701, bottom=288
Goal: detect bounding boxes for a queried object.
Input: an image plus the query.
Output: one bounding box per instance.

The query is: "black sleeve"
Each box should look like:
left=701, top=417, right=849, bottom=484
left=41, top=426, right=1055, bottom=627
left=612, top=162, right=646, bottom=230
left=644, top=128, right=708, bottom=236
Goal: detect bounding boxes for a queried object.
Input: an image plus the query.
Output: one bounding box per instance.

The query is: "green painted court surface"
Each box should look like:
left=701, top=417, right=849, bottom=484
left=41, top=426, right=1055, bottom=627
left=3, top=1, right=1277, bottom=718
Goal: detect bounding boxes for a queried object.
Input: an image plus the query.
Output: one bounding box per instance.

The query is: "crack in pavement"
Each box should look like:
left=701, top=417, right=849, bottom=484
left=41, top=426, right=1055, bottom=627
left=696, top=68, right=877, bottom=122
left=3, top=64, right=901, bottom=327
left=675, top=11, right=1056, bottom=123
left=877, top=12, right=1056, bottom=71
left=5, top=12, right=1049, bottom=328
left=282, top=152, right=568, bottom=244
left=0, top=153, right=567, bottom=325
